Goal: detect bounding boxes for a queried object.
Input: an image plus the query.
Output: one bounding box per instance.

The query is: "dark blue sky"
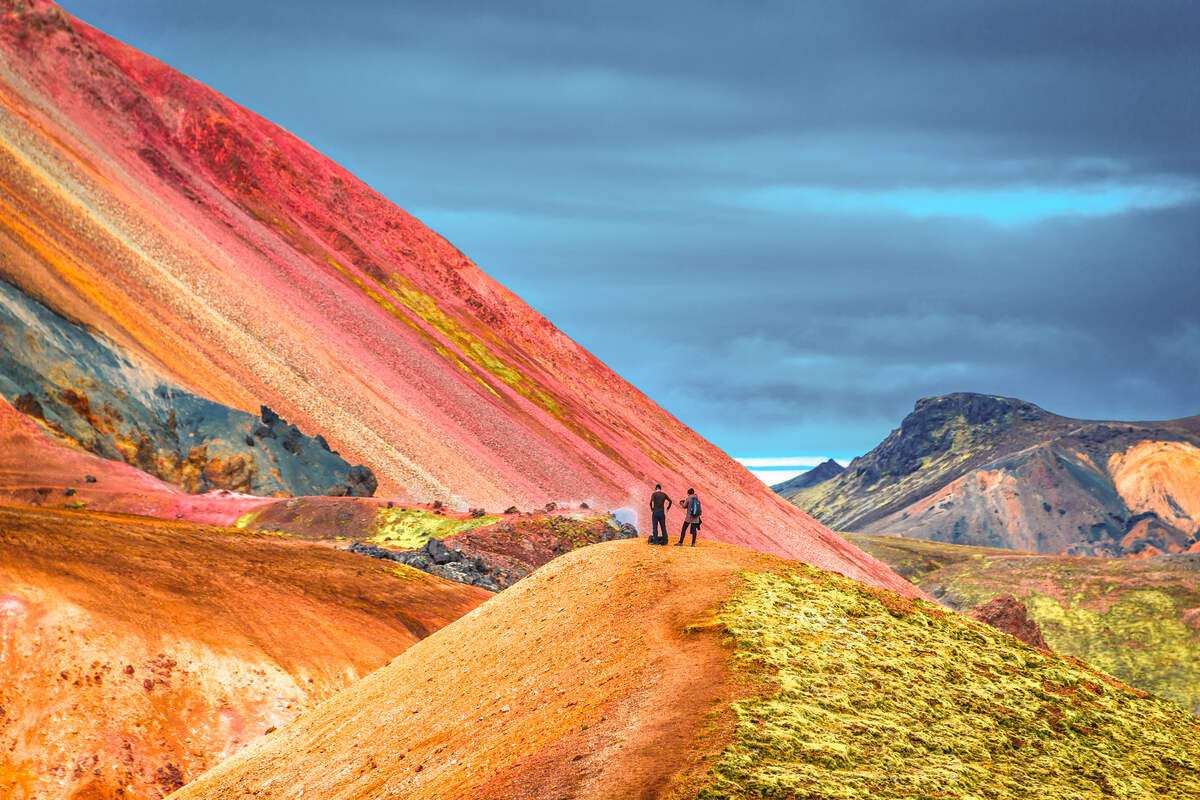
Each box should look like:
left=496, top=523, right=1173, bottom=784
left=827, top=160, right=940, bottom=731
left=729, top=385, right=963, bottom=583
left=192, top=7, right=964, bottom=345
left=62, top=1, right=1200, bottom=476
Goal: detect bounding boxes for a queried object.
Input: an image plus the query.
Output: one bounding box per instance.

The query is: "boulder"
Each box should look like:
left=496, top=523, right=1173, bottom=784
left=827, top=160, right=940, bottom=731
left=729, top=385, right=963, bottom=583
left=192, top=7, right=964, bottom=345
left=968, top=594, right=1049, bottom=650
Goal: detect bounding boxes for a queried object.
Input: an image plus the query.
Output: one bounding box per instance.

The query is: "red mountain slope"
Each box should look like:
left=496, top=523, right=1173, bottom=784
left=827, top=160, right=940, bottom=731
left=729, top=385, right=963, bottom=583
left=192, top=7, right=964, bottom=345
left=0, top=1, right=912, bottom=594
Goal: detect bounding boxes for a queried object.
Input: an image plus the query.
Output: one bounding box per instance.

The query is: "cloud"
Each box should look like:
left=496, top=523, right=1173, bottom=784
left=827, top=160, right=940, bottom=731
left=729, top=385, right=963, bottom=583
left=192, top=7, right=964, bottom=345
left=739, top=180, right=1200, bottom=226
left=58, top=0, right=1200, bottom=459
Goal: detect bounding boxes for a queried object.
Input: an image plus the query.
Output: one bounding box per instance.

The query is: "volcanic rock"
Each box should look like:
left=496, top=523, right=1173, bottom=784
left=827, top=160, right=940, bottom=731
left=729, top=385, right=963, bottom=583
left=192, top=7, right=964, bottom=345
left=967, top=594, right=1049, bottom=650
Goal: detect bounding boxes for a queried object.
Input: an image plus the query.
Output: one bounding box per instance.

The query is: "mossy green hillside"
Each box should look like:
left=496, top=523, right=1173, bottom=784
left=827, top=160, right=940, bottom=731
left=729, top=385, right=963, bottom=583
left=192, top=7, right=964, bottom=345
left=924, top=555, right=1200, bottom=715
left=700, top=564, right=1200, bottom=800
left=369, top=507, right=500, bottom=548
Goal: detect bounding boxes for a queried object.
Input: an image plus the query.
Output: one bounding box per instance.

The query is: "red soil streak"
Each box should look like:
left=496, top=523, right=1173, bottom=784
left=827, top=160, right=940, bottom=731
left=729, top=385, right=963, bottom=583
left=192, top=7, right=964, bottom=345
left=0, top=1, right=915, bottom=596
left=0, top=503, right=488, bottom=800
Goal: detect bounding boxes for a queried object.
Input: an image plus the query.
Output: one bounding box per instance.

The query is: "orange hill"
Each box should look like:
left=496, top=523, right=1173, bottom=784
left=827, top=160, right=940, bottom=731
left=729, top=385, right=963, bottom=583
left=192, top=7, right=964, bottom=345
left=0, top=1, right=909, bottom=595
left=0, top=504, right=488, bottom=800
left=168, top=539, right=1200, bottom=800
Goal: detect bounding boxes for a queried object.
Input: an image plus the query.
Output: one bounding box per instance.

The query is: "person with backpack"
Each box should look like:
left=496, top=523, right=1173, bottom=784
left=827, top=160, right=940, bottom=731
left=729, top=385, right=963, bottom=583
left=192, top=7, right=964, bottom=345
left=676, top=488, right=702, bottom=547
left=648, top=483, right=672, bottom=545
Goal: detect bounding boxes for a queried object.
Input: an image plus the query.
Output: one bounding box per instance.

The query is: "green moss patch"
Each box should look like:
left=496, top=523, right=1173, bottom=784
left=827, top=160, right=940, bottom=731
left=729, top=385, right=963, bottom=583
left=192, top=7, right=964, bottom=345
left=920, top=555, right=1200, bottom=715
left=369, top=507, right=500, bottom=549
left=700, top=564, right=1200, bottom=799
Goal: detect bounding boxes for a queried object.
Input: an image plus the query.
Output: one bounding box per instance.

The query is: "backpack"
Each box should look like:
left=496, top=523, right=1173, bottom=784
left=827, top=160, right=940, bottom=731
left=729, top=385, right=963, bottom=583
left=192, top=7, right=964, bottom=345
left=687, top=496, right=701, bottom=517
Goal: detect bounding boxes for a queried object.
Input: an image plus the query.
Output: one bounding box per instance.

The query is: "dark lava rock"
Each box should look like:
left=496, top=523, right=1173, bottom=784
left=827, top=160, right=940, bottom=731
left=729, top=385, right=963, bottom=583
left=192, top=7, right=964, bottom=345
left=253, top=424, right=273, bottom=439
left=348, top=540, right=504, bottom=592
left=424, top=536, right=455, bottom=565
left=314, top=434, right=332, bottom=452
left=280, top=425, right=304, bottom=455
left=84, top=474, right=97, bottom=483
left=504, top=506, right=519, bottom=515
left=968, top=594, right=1049, bottom=650
left=13, top=392, right=44, bottom=419
left=544, top=502, right=557, bottom=512
left=344, top=465, right=378, bottom=497
left=243, top=434, right=255, bottom=447
left=469, top=507, right=486, bottom=518
left=260, top=405, right=281, bottom=426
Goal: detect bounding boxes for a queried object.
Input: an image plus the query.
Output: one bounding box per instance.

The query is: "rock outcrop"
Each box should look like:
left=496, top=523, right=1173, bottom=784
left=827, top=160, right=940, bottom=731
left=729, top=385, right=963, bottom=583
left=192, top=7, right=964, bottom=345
left=0, top=279, right=375, bottom=498
left=968, top=594, right=1049, bottom=650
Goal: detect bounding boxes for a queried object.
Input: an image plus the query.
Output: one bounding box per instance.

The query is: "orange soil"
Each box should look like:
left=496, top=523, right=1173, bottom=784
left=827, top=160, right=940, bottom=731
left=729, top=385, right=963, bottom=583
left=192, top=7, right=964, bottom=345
left=169, top=539, right=784, bottom=800
left=0, top=504, right=489, bottom=800
left=1109, top=440, right=1200, bottom=536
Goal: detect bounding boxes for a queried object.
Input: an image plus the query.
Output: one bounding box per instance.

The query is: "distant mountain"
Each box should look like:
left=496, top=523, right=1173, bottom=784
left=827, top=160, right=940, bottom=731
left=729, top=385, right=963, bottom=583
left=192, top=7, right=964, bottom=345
left=783, top=393, right=1200, bottom=556
left=770, top=458, right=845, bottom=493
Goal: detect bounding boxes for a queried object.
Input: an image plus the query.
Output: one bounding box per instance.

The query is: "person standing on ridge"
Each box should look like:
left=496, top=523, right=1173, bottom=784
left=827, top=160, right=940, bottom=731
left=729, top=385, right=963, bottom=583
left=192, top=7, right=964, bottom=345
left=648, top=483, right=672, bottom=545
left=676, top=488, right=702, bottom=547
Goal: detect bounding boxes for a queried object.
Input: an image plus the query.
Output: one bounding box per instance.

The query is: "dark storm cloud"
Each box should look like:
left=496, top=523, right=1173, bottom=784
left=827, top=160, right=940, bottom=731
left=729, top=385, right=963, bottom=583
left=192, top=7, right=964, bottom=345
left=61, top=1, right=1200, bottom=459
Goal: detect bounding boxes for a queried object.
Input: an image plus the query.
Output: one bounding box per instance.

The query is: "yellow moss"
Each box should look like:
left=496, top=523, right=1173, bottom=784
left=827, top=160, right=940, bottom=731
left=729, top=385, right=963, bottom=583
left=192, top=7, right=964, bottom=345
left=699, top=564, right=1200, bottom=799
left=233, top=509, right=262, bottom=529
left=369, top=508, right=500, bottom=549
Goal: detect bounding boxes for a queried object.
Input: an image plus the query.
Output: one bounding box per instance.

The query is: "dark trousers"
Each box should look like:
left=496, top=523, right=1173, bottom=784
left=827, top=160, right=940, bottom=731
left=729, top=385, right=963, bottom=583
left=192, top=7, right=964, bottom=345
left=651, top=511, right=668, bottom=543
left=678, top=521, right=699, bottom=545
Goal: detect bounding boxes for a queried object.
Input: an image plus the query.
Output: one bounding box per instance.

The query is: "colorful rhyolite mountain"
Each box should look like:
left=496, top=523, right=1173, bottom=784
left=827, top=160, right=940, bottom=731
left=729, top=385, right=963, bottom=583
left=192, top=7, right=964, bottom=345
left=171, top=540, right=1200, bottom=800
left=0, top=0, right=911, bottom=596
left=846, top=532, right=1200, bottom=715
left=782, top=393, right=1200, bottom=556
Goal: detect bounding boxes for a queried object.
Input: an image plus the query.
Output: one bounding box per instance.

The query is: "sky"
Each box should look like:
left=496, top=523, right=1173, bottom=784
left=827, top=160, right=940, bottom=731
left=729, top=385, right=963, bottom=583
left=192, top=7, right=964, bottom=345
left=62, top=1, right=1200, bottom=483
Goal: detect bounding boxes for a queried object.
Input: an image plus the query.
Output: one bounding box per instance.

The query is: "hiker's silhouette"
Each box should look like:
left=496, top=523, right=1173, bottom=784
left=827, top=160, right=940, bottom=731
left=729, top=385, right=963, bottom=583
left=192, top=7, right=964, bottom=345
left=676, top=488, right=701, bottom=546
left=648, top=483, right=671, bottom=545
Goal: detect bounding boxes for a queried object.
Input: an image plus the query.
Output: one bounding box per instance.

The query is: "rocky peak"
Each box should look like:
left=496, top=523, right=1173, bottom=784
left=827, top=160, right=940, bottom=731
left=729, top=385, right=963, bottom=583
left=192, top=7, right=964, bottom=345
left=772, top=458, right=845, bottom=494
left=851, top=393, right=1050, bottom=482
left=909, top=393, right=1048, bottom=429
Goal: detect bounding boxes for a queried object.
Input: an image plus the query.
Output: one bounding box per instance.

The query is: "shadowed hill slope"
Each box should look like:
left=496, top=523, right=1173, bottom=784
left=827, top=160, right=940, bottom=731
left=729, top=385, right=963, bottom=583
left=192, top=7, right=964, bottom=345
left=170, top=539, right=1200, bottom=800
left=0, top=504, right=489, bottom=800
left=0, top=1, right=911, bottom=597
left=0, top=276, right=376, bottom=498
left=787, top=393, right=1200, bottom=556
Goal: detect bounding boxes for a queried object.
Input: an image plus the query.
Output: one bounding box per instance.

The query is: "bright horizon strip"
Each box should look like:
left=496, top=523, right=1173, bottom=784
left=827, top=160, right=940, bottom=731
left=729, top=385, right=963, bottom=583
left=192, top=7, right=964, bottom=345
left=735, top=456, right=847, bottom=468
